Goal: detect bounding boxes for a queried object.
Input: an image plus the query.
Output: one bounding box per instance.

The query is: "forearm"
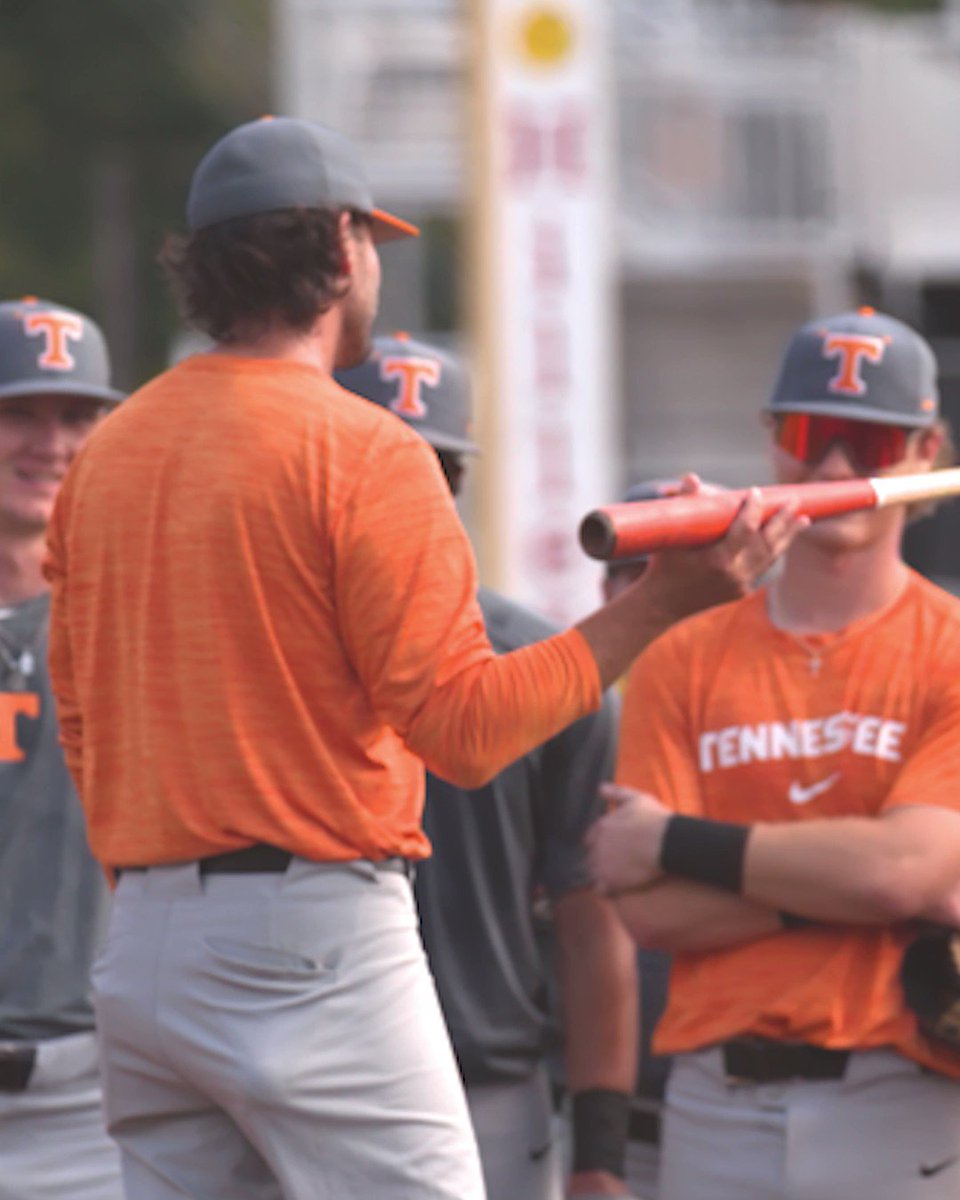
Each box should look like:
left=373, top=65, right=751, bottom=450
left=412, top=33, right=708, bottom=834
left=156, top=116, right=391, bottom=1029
left=591, top=795, right=960, bottom=927
left=614, top=877, right=780, bottom=953
left=575, top=575, right=680, bottom=693
left=743, top=816, right=960, bottom=924
left=554, top=890, right=637, bottom=1196
left=576, top=560, right=747, bottom=692
left=553, top=889, right=638, bottom=1092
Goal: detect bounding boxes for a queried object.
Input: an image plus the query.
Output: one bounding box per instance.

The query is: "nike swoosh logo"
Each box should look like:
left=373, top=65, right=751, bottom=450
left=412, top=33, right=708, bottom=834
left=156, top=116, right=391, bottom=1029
left=788, top=773, right=840, bottom=806
left=920, top=1155, right=958, bottom=1178
left=528, top=1140, right=553, bottom=1162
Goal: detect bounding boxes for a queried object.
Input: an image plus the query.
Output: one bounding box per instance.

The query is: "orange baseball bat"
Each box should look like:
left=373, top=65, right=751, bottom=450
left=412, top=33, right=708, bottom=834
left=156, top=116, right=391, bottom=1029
left=579, top=468, right=960, bottom=561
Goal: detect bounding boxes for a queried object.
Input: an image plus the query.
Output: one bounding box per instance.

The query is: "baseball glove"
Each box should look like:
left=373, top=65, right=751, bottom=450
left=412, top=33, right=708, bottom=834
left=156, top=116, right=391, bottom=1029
left=901, top=929, right=960, bottom=1049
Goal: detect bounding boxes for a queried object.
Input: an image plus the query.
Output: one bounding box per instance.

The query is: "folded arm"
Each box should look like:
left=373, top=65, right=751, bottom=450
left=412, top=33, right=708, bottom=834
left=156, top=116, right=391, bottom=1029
left=612, top=877, right=780, bottom=953
left=592, top=794, right=960, bottom=927
left=744, top=804, right=960, bottom=923
left=597, top=625, right=960, bottom=933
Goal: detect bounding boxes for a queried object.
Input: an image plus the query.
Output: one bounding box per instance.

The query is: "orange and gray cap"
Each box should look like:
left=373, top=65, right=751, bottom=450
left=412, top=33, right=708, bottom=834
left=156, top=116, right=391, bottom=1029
left=335, top=332, right=479, bottom=455
left=186, top=116, right=419, bottom=243
left=0, top=297, right=124, bottom=404
left=766, top=307, right=938, bottom=428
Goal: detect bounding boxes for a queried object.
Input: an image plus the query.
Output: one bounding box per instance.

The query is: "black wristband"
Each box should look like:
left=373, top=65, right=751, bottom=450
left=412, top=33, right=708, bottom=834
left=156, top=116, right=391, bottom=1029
left=779, top=910, right=815, bottom=930
left=571, top=1088, right=630, bottom=1177
left=659, top=814, right=750, bottom=892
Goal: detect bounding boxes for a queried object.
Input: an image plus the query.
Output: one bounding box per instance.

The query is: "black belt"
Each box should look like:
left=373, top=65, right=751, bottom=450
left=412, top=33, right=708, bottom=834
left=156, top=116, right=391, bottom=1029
left=0, top=1043, right=36, bottom=1092
left=722, top=1037, right=850, bottom=1083
left=115, top=844, right=413, bottom=879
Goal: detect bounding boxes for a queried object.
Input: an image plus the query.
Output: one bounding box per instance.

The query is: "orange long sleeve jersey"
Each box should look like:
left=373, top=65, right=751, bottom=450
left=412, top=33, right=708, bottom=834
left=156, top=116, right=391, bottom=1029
left=44, top=355, right=600, bottom=868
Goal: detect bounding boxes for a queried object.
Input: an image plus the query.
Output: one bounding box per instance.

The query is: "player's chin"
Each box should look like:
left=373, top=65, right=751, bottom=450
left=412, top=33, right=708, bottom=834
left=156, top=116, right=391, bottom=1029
left=801, top=511, right=883, bottom=551
left=0, top=497, right=54, bottom=534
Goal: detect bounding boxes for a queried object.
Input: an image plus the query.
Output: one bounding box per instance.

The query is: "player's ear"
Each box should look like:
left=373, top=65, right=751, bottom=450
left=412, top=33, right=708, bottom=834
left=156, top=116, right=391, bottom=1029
left=915, top=424, right=944, bottom=467
left=336, top=210, right=355, bottom=279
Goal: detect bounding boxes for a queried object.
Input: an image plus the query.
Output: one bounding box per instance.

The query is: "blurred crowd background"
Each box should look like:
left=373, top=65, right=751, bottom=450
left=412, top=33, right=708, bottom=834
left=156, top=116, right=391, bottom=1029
left=5, top=0, right=960, bottom=594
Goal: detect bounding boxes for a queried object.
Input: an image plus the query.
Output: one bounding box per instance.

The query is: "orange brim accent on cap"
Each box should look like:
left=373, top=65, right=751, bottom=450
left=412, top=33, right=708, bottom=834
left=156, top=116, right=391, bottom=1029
left=371, top=208, right=420, bottom=242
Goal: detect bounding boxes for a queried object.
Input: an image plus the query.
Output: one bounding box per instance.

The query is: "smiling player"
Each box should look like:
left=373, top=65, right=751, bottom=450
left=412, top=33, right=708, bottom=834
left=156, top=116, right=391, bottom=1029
left=0, top=296, right=124, bottom=1199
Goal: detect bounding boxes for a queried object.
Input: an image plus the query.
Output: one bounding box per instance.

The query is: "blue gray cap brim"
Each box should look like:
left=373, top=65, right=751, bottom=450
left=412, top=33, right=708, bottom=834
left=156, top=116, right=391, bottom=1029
left=764, top=398, right=932, bottom=427
left=0, top=378, right=124, bottom=405
left=413, top=427, right=480, bottom=456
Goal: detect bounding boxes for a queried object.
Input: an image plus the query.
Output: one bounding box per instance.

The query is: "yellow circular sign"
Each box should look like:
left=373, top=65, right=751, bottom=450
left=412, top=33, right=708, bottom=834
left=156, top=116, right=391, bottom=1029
left=517, top=6, right=576, bottom=67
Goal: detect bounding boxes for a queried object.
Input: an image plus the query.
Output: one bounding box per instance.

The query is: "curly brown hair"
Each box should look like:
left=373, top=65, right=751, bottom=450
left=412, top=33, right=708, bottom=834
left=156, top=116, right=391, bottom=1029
left=159, top=208, right=371, bottom=343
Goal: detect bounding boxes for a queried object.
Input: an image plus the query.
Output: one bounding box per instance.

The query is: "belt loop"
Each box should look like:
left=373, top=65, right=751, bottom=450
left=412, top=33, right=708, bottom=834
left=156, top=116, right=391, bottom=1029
left=376, top=857, right=416, bottom=883
left=0, top=1043, right=36, bottom=1092
left=145, top=862, right=205, bottom=898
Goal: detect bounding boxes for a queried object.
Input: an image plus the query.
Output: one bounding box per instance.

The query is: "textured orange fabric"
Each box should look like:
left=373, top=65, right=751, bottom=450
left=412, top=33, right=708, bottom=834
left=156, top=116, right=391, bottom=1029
left=617, top=573, right=960, bottom=1078
left=45, top=355, right=600, bottom=868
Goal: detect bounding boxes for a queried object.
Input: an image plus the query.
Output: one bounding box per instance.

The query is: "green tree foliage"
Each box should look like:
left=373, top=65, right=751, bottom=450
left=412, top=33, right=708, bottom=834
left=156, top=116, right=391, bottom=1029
left=0, top=0, right=270, bottom=385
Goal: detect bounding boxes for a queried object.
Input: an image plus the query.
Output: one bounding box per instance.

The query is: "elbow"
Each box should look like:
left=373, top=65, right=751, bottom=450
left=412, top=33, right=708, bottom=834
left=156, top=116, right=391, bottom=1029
left=413, top=706, right=514, bottom=791
left=635, top=924, right=681, bottom=954
left=427, top=755, right=501, bottom=792
left=446, top=765, right=499, bottom=791
left=612, top=894, right=680, bottom=952
left=860, top=858, right=935, bottom=923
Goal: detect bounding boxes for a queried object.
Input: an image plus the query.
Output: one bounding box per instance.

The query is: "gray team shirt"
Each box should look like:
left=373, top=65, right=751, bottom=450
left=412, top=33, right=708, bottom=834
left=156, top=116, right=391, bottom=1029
left=0, top=593, right=109, bottom=1041
left=415, top=587, right=618, bottom=1085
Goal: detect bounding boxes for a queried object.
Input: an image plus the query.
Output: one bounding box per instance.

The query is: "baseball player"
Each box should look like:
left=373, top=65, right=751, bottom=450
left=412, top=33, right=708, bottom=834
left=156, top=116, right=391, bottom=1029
left=45, top=116, right=802, bottom=1200
left=337, top=333, right=640, bottom=1200
left=0, top=296, right=124, bottom=1199
left=589, top=308, right=960, bottom=1200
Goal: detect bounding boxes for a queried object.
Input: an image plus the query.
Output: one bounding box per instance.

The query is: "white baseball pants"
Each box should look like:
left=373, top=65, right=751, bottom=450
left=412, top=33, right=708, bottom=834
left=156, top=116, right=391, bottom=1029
left=466, top=1066, right=563, bottom=1200
left=658, top=1044, right=960, bottom=1200
left=0, top=1030, right=123, bottom=1200
left=93, top=859, right=485, bottom=1200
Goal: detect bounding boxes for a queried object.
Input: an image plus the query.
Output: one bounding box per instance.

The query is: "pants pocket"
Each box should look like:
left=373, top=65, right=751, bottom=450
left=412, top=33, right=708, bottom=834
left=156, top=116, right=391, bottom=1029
left=202, top=935, right=336, bottom=982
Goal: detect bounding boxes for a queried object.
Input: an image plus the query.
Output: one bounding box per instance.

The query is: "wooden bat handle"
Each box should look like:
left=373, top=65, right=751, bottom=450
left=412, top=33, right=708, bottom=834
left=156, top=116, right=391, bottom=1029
left=580, top=479, right=878, bottom=561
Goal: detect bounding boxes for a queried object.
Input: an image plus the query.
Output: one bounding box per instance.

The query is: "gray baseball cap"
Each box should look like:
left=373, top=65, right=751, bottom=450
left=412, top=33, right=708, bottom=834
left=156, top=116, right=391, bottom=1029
left=766, top=307, right=938, bottom=428
left=335, top=333, right=479, bottom=455
left=186, top=116, right=419, bottom=243
left=0, top=297, right=124, bottom=405
left=621, top=479, right=682, bottom=506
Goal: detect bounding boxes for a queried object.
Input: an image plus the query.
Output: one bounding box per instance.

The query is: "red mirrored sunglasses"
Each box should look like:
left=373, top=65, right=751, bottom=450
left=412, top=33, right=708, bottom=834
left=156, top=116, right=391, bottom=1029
left=774, top=412, right=913, bottom=473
